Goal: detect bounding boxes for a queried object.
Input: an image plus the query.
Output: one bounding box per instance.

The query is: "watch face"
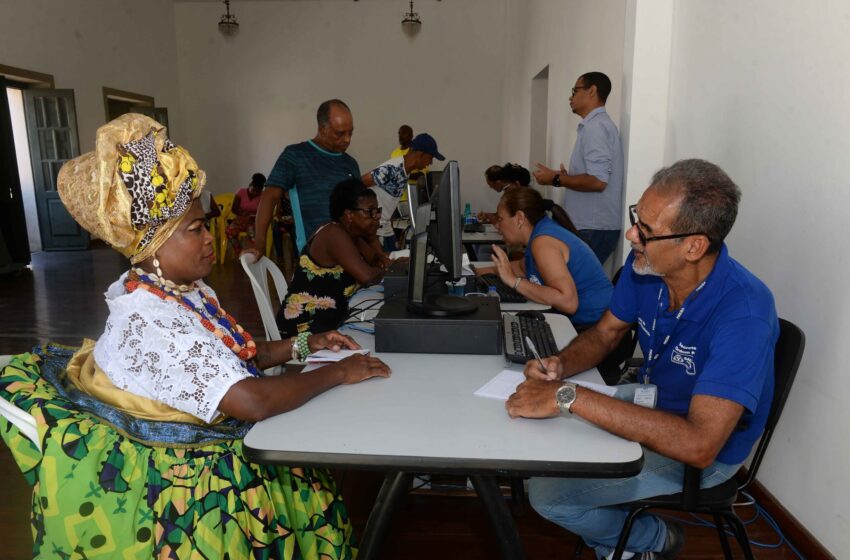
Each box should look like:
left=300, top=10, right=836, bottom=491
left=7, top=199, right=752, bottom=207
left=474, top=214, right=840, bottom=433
left=556, top=383, right=576, bottom=412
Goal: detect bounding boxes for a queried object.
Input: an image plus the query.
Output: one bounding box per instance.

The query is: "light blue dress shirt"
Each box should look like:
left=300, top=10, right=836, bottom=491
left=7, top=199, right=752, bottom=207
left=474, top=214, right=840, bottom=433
left=563, top=107, right=624, bottom=231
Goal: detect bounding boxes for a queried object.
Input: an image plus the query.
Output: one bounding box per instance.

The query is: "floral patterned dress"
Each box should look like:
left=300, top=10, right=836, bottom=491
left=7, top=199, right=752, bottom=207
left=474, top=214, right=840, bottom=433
left=276, top=224, right=359, bottom=337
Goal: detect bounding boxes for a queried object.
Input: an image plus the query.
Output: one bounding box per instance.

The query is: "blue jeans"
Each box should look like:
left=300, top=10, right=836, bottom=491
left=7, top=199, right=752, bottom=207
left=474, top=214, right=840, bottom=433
left=577, top=229, right=620, bottom=265
left=528, top=449, right=741, bottom=557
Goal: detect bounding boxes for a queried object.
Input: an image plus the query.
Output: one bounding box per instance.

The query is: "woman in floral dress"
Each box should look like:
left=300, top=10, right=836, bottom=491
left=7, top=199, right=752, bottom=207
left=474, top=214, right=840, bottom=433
left=276, top=179, right=393, bottom=337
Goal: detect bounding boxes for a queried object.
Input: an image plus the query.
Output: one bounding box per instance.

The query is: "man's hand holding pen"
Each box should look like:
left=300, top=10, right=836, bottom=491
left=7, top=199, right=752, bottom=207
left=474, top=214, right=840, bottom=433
left=523, top=354, right=563, bottom=382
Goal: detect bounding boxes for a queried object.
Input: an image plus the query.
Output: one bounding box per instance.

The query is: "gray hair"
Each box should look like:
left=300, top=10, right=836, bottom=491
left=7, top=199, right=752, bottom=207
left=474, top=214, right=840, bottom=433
left=651, top=159, right=741, bottom=253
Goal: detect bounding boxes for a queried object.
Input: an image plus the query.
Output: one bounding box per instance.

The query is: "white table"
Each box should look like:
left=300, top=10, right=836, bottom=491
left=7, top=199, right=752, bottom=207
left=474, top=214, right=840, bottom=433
left=244, top=313, right=643, bottom=559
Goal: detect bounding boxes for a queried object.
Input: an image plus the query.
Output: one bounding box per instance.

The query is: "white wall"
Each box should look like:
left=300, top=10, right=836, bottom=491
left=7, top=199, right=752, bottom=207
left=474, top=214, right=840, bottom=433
left=173, top=0, right=507, bottom=212
left=504, top=0, right=846, bottom=553
left=664, top=0, right=849, bottom=552
left=500, top=0, right=626, bottom=256
left=0, top=0, right=183, bottom=152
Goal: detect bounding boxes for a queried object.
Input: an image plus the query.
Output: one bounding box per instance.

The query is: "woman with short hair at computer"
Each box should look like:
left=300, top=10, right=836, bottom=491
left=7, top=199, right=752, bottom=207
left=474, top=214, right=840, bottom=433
left=277, top=178, right=392, bottom=337
left=479, top=188, right=612, bottom=327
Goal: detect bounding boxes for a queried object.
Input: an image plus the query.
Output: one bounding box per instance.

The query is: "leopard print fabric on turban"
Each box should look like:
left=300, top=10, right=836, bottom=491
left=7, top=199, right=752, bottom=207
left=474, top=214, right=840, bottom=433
left=57, top=114, right=206, bottom=263
left=118, top=131, right=199, bottom=254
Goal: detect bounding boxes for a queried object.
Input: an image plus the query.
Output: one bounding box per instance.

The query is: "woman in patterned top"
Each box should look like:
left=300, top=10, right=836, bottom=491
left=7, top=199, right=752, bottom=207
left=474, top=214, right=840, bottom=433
left=277, top=178, right=393, bottom=336
left=0, top=114, right=390, bottom=559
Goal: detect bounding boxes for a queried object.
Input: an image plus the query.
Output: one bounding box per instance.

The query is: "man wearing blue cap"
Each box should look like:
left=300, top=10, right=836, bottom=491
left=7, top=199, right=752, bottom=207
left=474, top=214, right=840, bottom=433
left=362, top=133, right=445, bottom=252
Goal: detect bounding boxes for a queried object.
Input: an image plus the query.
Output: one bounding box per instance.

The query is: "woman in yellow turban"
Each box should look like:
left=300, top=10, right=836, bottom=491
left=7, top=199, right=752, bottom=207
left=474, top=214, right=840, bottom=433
left=0, top=114, right=390, bottom=558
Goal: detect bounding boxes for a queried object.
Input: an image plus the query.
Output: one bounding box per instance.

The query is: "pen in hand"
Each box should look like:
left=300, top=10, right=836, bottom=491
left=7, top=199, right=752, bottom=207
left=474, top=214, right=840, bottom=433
left=525, top=336, right=553, bottom=379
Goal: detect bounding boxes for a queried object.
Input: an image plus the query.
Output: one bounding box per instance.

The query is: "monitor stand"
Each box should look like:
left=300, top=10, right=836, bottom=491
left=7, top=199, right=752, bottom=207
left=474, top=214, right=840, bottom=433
left=407, top=294, right=478, bottom=317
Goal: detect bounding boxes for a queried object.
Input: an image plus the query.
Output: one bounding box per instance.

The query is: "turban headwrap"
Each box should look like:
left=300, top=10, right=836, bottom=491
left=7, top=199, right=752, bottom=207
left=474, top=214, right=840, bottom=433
left=57, top=113, right=205, bottom=263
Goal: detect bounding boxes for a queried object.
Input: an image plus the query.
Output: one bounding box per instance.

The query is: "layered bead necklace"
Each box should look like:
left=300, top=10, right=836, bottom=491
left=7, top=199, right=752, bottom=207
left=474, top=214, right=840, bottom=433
left=125, top=268, right=261, bottom=377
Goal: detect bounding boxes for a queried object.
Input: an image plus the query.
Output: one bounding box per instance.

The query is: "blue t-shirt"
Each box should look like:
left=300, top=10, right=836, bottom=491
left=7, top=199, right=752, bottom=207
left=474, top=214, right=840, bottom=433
left=609, top=245, right=778, bottom=465
left=524, top=216, right=612, bottom=325
left=267, top=140, right=360, bottom=250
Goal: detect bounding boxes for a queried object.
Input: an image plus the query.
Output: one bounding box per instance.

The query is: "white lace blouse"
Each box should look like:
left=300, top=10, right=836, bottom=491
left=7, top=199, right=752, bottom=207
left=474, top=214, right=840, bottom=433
left=93, top=272, right=252, bottom=423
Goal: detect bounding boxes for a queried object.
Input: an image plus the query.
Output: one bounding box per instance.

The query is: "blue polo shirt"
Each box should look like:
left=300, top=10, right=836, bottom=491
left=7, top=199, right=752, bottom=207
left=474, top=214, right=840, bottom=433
left=524, top=216, right=612, bottom=325
left=609, top=245, right=778, bottom=465
left=267, top=140, right=360, bottom=250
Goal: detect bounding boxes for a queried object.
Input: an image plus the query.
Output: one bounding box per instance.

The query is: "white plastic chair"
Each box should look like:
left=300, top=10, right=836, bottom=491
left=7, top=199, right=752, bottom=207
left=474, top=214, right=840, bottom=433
left=239, top=254, right=289, bottom=374
left=0, top=354, right=40, bottom=451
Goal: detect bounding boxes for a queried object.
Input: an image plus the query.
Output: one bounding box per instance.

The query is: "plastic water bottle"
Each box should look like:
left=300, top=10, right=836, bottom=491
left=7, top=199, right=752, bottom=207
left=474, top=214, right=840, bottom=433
left=464, top=202, right=473, bottom=225
left=486, top=285, right=500, bottom=301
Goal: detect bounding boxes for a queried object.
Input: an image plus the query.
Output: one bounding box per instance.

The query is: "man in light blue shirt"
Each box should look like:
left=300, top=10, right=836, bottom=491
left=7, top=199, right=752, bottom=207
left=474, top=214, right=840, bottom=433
left=534, top=72, right=624, bottom=265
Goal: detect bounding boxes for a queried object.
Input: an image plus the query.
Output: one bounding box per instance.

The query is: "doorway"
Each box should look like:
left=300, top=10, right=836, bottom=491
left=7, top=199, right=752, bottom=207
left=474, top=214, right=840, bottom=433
left=103, top=87, right=169, bottom=128
left=529, top=65, right=550, bottom=197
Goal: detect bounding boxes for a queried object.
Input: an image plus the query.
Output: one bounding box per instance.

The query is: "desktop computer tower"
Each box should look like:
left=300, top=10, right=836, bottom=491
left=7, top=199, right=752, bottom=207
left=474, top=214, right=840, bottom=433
left=374, top=296, right=502, bottom=355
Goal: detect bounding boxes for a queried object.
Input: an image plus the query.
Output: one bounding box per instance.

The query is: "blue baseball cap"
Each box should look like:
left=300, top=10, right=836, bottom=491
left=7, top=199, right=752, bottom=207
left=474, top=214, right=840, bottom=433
left=409, top=133, right=445, bottom=161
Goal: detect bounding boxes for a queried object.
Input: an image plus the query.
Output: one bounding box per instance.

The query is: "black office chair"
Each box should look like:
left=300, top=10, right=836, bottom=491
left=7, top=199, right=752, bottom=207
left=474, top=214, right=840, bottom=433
left=607, top=318, right=805, bottom=559
left=592, top=266, right=640, bottom=385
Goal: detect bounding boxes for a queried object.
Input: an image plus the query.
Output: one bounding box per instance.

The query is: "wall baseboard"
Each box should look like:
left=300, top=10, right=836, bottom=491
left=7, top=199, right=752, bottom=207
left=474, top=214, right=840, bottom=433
left=745, top=476, right=834, bottom=559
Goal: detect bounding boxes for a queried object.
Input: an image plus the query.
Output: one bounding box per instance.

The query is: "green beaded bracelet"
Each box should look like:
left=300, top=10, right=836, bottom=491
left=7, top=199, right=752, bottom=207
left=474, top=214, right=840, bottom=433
left=296, top=331, right=312, bottom=360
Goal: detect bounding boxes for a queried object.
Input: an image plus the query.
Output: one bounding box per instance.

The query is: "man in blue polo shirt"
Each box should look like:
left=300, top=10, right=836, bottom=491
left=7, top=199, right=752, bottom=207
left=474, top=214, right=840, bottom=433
left=508, top=159, right=778, bottom=559
left=248, top=99, right=360, bottom=258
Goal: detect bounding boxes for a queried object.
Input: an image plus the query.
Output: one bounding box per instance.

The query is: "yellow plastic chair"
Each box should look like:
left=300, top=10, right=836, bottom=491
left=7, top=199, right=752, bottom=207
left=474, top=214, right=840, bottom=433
left=212, top=193, right=234, bottom=264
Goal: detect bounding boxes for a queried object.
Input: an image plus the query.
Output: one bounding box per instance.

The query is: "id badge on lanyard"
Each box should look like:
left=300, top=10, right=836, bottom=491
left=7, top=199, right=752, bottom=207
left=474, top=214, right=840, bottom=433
left=640, top=280, right=707, bottom=401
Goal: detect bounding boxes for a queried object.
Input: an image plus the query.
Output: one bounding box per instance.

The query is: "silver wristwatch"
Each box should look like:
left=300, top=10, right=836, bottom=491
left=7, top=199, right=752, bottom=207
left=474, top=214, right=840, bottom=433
left=555, top=382, right=578, bottom=415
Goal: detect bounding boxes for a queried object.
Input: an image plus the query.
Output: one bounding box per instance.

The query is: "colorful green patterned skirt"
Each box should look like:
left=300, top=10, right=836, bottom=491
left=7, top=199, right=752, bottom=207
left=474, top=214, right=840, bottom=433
left=0, top=346, right=356, bottom=559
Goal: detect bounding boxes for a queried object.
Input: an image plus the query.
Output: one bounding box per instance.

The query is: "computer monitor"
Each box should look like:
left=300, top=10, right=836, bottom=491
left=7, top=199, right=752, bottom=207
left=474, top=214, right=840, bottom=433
left=404, top=181, right=419, bottom=229
left=427, top=161, right=463, bottom=281
left=406, top=161, right=477, bottom=317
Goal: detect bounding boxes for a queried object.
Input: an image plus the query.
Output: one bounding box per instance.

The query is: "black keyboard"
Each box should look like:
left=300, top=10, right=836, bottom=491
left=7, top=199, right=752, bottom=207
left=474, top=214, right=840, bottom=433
left=463, top=223, right=485, bottom=233
left=477, top=274, right=527, bottom=303
left=503, top=313, right=558, bottom=364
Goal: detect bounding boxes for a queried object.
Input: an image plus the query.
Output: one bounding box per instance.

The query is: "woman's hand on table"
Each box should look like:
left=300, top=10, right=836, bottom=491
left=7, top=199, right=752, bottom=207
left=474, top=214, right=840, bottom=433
left=478, top=211, right=497, bottom=224
left=336, top=354, right=392, bottom=384
left=309, top=331, right=361, bottom=352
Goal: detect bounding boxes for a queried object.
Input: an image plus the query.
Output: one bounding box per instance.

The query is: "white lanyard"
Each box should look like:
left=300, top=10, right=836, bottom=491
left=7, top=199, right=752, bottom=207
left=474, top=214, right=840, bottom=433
left=643, top=280, right=706, bottom=383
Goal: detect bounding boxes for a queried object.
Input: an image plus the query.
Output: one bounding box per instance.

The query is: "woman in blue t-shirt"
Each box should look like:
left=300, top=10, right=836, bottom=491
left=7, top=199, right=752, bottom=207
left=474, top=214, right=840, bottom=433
left=479, top=188, right=613, bottom=326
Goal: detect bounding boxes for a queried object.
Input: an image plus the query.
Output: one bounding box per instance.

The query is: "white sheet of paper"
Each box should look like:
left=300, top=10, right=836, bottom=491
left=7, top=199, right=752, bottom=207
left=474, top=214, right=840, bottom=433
left=389, top=249, right=409, bottom=259
left=474, top=369, right=525, bottom=400
left=574, top=379, right=618, bottom=398
left=440, top=253, right=473, bottom=275
left=305, top=348, right=370, bottom=363
left=473, top=370, right=619, bottom=401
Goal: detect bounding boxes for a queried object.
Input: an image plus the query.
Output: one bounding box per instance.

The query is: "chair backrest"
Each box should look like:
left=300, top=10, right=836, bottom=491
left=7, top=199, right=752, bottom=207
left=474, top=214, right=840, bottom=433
left=741, top=317, right=805, bottom=488
left=239, top=254, right=288, bottom=343
left=213, top=193, right=235, bottom=264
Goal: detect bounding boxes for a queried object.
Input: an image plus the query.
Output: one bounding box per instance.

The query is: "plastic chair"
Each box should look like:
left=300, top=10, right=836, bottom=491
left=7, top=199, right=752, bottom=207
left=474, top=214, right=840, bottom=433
left=212, top=193, right=234, bottom=264
left=608, top=318, right=805, bottom=559
left=0, top=355, right=39, bottom=450
left=215, top=193, right=275, bottom=263
left=239, top=254, right=289, bottom=375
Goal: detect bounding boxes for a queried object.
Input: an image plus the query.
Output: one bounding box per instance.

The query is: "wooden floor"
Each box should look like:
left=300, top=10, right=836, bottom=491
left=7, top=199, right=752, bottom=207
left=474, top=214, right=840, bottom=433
left=0, top=246, right=803, bottom=559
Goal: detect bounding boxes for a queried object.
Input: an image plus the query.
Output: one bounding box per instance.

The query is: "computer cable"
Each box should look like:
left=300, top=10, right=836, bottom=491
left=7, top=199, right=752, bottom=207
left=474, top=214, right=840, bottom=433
left=345, top=298, right=383, bottom=320
left=652, top=490, right=804, bottom=559
left=340, top=324, right=374, bottom=335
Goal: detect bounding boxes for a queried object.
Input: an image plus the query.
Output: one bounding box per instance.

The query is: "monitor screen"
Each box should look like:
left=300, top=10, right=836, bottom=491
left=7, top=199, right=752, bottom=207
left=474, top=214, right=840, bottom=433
left=427, top=161, right=463, bottom=280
